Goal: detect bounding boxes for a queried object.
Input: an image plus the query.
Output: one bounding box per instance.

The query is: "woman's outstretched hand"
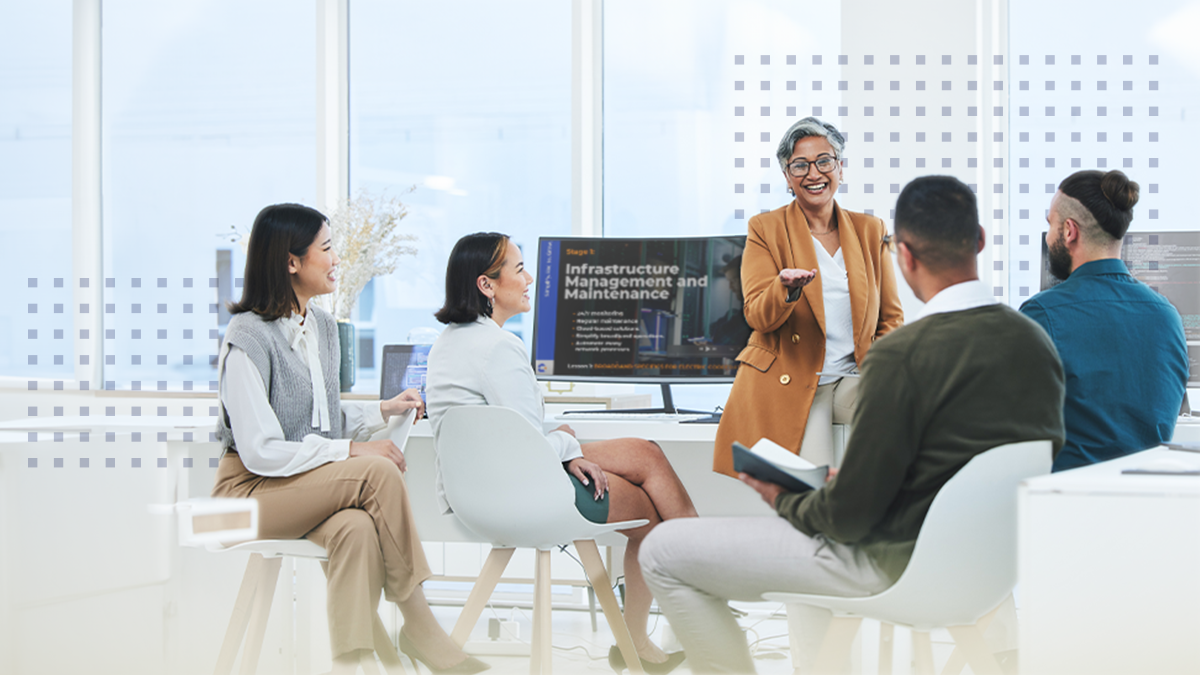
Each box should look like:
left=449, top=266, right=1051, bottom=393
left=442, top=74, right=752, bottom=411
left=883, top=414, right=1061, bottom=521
left=382, top=388, right=425, bottom=422
left=350, top=439, right=406, bottom=472
left=565, top=457, right=609, bottom=501
left=779, top=268, right=818, bottom=290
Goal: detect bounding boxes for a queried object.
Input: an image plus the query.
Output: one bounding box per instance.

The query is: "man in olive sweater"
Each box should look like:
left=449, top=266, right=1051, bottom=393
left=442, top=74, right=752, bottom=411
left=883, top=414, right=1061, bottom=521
left=639, top=176, right=1065, bottom=674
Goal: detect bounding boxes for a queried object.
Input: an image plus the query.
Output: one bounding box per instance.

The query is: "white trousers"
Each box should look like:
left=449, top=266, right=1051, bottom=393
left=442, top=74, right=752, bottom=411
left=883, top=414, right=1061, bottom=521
left=640, top=516, right=892, bottom=674
left=798, top=377, right=859, bottom=468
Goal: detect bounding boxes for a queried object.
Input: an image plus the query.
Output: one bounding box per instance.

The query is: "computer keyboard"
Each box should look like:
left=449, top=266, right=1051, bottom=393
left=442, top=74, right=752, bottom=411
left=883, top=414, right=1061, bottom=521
left=554, top=412, right=714, bottom=422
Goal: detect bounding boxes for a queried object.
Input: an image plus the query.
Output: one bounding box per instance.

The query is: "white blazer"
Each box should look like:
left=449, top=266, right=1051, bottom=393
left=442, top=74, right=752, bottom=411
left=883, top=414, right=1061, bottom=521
left=426, top=315, right=583, bottom=513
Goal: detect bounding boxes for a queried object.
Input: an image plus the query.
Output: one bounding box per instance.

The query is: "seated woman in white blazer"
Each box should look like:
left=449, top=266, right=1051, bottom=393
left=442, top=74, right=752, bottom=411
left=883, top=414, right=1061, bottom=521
left=426, top=232, right=696, bottom=674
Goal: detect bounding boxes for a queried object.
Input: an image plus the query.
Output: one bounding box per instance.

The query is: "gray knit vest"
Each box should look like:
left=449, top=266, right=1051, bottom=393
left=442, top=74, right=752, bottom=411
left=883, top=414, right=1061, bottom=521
left=215, top=306, right=343, bottom=452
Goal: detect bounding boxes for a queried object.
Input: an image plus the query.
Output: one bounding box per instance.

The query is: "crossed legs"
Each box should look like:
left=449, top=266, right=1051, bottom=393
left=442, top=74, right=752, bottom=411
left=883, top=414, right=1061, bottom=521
left=639, top=517, right=891, bottom=674
left=581, top=438, right=698, bottom=662
left=213, top=453, right=471, bottom=670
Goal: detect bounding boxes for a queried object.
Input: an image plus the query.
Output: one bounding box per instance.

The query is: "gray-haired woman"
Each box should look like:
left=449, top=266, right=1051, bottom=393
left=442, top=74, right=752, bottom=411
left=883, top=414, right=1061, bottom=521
left=714, top=117, right=904, bottom=475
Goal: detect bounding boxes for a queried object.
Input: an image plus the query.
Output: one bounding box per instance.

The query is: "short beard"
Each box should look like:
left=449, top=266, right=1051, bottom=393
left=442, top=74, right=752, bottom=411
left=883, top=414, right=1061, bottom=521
left=1047, top=231, right=1073, bottom=281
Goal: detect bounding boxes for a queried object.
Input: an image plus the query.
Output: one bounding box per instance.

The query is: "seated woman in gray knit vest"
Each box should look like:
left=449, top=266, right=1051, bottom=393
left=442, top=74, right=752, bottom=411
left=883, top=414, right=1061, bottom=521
left=212, top=203, right=488, bottom=675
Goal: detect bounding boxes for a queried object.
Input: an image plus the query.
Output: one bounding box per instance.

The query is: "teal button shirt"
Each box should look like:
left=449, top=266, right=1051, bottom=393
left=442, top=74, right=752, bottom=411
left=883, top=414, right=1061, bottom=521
left=1020, top=258, right=1189, bottom=472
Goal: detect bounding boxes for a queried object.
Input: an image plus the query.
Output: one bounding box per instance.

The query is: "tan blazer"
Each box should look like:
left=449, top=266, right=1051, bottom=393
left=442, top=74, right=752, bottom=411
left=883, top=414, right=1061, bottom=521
left=713, top=200, right=904, bottom=476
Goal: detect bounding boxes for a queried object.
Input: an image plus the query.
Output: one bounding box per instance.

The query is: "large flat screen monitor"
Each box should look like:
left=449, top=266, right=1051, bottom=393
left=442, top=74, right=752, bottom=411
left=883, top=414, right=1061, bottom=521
left=533, top=235, right=749, bottom=383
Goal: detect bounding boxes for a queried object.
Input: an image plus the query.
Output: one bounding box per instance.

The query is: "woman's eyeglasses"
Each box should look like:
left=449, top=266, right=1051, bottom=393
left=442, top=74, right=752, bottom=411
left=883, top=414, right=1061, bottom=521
left=786, top=156, right=839, bottom=177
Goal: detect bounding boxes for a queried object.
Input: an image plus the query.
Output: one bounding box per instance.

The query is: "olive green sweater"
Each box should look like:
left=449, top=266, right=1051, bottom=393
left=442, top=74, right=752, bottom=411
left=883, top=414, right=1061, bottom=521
left=776, top=304, right=1065, bottom=581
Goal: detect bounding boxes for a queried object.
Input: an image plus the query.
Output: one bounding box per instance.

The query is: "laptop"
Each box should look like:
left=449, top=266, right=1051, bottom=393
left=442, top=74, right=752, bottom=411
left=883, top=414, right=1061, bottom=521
left=380, top=344, right=433, bottom=407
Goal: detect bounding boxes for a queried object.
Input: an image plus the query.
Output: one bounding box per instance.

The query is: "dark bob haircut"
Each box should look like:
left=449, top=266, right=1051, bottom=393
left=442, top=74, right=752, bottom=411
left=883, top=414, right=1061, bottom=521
left=229, top=203, right=328, bottom=321
left=894, top=175, right=981, bottom=273
left=434, top=232, right=510, bottom=324
left=1058, top=169, right=1140, bottom=241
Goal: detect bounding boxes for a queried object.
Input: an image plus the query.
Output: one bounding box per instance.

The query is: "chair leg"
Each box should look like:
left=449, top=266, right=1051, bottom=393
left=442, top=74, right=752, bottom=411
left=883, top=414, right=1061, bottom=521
left=944, top=625, right=1003, bottom=675
left=811, top=616, right=863, bottom=675
left=214, top=553, right=268, bottom=675
left=575, top=540, right=643, bottom=675
left=359, top=649, right=383, bottom=675
left=373, top=613, right=407, bottom=675
left=939, top=600, right=1004, bottom=675
left=878, top=623, right=894, bottom=675
left=530, top=549, right=554, bottom=675
left=239, top=555, right=284, bottom=675
left=912, top=631, right=935, bottom=675
left=587, top=586, right=598, bottom=632
left=450, top=547, right=515, bottom=647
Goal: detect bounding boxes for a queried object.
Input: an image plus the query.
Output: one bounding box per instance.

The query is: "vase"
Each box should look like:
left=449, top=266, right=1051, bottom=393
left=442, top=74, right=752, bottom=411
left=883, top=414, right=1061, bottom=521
left=337, top=320, right=356, bottom=392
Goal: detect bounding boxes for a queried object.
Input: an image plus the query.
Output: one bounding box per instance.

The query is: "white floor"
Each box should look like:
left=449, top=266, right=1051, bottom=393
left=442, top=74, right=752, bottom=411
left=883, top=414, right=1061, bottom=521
left=414, top=593, right=965, bottom=675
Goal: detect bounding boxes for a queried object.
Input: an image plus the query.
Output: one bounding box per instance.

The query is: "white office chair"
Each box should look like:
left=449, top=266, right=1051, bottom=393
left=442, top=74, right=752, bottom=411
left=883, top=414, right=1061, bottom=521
left=762, top=439, right=1053, bottom=675
left=201, top=410, right=418, bottom=675
left=207, top=538, right=404, bottom=675
left=435, top=405, right=650, bottom=675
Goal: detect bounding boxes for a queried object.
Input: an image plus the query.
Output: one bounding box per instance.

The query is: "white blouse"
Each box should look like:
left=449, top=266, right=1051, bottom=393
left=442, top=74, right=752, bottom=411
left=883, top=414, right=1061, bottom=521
left=426, top=315, right=583, bottom=513
left=218, top=311, right=386, bottom=477
left=813, top=238, right=857, bottom=385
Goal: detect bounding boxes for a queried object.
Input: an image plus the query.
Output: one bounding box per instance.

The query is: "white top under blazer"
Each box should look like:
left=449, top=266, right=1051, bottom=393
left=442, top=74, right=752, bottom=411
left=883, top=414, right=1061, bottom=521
left=426, top=315, right=584, bottom=513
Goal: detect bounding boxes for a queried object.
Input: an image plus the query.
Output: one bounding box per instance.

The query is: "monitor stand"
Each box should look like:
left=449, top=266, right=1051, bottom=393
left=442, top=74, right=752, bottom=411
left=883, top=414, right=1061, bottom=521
left=563, top=384, right=721, bottom=421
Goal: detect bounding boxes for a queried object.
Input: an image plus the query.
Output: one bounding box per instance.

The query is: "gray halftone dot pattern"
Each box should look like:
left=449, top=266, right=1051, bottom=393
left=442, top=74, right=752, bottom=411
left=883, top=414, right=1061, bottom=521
left=210, top=458, right=219, bottom=468
left=106, top=458, right=115, bottom=468
left=183, top=457, right=193, bottom=468
left=132, top=458, right=141, bottom=467
left=131, top=432, right=141, bottom=442
left=80, top=458, right=89, bottom=468
left=157, top=458, right=167, bottom=468
left=54, top=458, right=63, bottom=468
left=28, top=458, right=36, bottom=468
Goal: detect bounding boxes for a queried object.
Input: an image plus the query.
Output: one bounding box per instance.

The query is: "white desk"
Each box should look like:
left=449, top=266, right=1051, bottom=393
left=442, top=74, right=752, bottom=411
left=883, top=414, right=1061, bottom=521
left=0, top=415, right=229, bottom=675
left=1019, top=446, right=1200, bottom=675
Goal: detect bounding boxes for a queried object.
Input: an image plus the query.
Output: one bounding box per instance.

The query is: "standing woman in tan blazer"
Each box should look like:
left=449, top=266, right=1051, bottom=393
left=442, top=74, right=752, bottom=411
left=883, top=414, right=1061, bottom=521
left=714, top=118, right=904, bottom=475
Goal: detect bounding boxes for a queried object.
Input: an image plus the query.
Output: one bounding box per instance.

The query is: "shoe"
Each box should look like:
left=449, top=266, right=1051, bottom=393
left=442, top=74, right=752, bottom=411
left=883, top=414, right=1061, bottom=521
left=397, top=630, right=490, bottom=675
left=607, top=645, right=686, bottom=674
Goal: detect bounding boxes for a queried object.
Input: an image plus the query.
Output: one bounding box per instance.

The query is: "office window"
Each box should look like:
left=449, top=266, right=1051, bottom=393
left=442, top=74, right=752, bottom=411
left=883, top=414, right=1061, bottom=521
left=0, top=1, right=74, bottom=379
left=349, top=0, right=571, bottom=392
left=101, top=0, right=316, bottom=391
left=1008, top=0, right=1200, bottom=304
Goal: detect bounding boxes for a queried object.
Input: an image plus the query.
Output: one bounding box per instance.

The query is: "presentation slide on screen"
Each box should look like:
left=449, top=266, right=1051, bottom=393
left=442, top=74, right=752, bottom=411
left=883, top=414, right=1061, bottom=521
left=533, top=236, right=748, bottom=379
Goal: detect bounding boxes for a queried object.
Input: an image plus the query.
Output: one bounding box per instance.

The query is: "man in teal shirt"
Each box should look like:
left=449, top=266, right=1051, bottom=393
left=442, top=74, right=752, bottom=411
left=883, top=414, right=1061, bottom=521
left=1020, top=170, right=1188, bottom=472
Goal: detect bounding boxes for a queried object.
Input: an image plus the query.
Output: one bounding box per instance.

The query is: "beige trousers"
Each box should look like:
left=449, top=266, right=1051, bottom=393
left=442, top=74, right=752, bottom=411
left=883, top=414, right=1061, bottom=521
left=797, top=376, right=860, bottom=467
left=213, top=452, right=432, bottom=657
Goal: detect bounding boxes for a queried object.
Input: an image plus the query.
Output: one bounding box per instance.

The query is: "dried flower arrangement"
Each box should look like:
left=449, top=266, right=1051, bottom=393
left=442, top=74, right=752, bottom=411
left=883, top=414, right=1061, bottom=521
left=323, top=190, right=418, bottom=320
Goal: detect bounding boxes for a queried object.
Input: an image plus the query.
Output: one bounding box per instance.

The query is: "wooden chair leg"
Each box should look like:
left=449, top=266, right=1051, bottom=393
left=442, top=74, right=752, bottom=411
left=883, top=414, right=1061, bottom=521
left=878, top=623, right=894, bottom=675
left=575, top=540, right=643, bottom=675
left=940, top=599, right=1005, bottom=675
left=530, top=549, right=554, bottom=675
left=587, top=586, right=598, bottom=632
left=239, top=555, right=283, bottom=675
left=373, top=613, right=407, bottom=675
left=214, top=553, right=267, bottom=675
left=450, top=547, right=515, bottom=647
left=912, top=631, right=935, bottom=675
left=359, top=649, right=383, bottom=675
left=945, top=625, right=1003, bottom=675
left=811, top=616, right=862, bottom=675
